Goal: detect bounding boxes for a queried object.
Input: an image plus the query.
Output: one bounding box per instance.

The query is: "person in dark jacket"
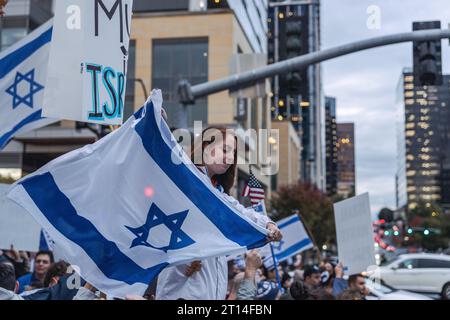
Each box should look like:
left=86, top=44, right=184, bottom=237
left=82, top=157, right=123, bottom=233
left=332, top=262, right=369, bottom=299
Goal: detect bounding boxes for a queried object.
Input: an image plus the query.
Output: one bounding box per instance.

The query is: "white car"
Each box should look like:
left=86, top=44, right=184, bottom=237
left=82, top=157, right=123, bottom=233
left=365, top=277, right=432, bottom=300
left=378, top=253, right=450, bottom=299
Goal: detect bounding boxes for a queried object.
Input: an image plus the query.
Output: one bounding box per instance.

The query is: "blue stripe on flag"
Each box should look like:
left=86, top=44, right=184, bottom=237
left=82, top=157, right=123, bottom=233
left=0, top=26, right=52, bottom=79
left=278, top=215, right=300, bottom=229
left=0, top=110, right=43, bottom=149
left=275, top=238, right=313, bottom=262
left=134, top=101, right=267, bottom=250
left=20, top=172, right=168, bottom=285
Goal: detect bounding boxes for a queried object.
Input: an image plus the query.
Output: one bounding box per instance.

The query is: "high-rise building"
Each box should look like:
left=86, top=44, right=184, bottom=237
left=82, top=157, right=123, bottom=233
left=325, top=96, right=337, bottom=196
left=267, top=0, right=325, bottom=190
left=336, top=123, right=355, bottom=198
left=396, top=68, right=450, bottom=211
left=396, top=20, right=450, bottom=212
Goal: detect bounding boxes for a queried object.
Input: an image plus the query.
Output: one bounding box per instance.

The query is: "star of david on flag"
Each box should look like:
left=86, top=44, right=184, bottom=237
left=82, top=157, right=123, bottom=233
left=7, top=90, right=269, bottom=298
left=6, top=69, right=44, bottom=109
left=125, top=203, right=194, bottom=252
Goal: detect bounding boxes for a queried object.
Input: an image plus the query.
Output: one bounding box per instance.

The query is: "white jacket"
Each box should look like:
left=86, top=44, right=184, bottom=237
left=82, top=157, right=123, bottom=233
left=156, top=168, right=272, bottom=300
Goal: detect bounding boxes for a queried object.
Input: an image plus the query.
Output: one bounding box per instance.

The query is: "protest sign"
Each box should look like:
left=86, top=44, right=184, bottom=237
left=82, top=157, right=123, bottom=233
left=0, top=184, right=41, bottom=251
left=43, top=0, right=133, bottom=125
left=333, top=193, right=376, bottom=275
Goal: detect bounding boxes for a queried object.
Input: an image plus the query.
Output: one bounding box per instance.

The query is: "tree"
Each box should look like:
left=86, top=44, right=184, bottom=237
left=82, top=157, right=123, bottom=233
left=270, top=182, right=336, bottom=248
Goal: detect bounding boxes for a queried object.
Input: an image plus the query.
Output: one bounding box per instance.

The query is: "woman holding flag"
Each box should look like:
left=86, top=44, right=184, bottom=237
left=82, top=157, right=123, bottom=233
left=156, top=126, right=282, bottom=300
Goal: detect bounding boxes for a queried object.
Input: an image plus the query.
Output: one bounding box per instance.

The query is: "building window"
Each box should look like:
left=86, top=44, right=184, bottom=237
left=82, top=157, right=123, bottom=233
left=250, top=99, right=257, bottom=130
left=235, top=98, right=248, bottom=129
left=124, top=40, right=136, bottom=121
left=152, top=38, right=208, bottom=127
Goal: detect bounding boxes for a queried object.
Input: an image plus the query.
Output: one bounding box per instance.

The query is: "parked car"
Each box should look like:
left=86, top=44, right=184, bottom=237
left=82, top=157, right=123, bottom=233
left=377, top=253, right=450, bottom=299
left=364, top=277, right=432, bottom=300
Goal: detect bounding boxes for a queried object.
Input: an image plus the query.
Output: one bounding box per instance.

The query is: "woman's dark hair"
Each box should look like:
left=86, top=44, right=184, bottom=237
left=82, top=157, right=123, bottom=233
left=190, top=126, right=237, bottom=195
left=43, top=260, right=70, bottom=287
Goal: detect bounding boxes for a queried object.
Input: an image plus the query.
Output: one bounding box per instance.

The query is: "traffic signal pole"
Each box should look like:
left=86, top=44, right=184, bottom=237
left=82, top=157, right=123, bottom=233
left=178, top=28, right=450, bottom=104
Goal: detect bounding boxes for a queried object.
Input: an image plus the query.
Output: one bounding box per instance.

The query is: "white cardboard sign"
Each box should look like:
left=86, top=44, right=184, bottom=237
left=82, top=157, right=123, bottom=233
left=0, top=184, right=41, bottom=252
left=43, top=0, right=133, bottom=125
left=333, top=193, right=376, bottom=275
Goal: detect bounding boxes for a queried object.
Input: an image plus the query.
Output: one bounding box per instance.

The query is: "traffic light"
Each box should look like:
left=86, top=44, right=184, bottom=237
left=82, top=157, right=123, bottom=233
left=423, top=229, right=430, bottom=236
left=285, top=16, right=303, bottom=91
left=378, top=208, right=394, bottom=223
left=278, top=15, right=307, bottom=94
left=412, top=21, right=443, bottom=86
left=407, top=227, right=413, bottom=234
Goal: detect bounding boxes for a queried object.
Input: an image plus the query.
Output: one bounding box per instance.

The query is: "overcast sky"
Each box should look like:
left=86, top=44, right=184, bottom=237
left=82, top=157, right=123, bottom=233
left=321, top=0, right=450, bottom=214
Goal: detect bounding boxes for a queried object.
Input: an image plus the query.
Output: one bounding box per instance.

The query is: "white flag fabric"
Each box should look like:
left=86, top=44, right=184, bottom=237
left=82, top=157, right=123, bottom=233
left=7, top=90, right=268, bottom=298
left=0, top=20, right=57, bottom=149
left=260, top=214, right=313, bottom=265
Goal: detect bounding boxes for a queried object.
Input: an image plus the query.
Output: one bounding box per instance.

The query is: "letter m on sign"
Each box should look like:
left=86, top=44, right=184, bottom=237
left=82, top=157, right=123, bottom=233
left=94, top=0, right=124, bottom=42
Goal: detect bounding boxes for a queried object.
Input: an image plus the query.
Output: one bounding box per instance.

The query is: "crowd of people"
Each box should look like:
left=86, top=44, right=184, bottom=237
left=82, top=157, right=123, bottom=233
left=0, top=246, right=370, bottom=300
left=225, top=250, right=370, bottom=301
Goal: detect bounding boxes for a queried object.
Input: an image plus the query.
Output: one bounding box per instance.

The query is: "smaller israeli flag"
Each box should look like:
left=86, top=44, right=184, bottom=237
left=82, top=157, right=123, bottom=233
left=0, top=20, right=57, bottom=150
left=260, top=214, right=313, bottom=264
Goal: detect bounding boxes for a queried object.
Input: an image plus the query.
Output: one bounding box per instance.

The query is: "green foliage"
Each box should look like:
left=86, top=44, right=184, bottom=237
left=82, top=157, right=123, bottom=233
left=271, top=182, right=336, bottom=247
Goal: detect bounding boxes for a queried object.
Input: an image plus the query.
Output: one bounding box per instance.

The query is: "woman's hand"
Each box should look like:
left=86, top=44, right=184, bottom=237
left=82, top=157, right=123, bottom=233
left=266, top=223, right=282, bottom=242
left=185, top=260, right=202, bottom=277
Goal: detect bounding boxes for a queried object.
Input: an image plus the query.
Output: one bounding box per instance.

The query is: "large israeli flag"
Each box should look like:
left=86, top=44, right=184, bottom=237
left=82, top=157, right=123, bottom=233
left=261, top=214, right=313, bottom=264
left=7, top=90, right=268, bottom=297
left=0, top=20, right=57, bottom=149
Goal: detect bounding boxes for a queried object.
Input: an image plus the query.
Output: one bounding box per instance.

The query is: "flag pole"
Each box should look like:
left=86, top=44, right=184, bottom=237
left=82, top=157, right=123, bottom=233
left=262, top=201, right=283, bottom=292
left=269, top=241, right=283, bottom=292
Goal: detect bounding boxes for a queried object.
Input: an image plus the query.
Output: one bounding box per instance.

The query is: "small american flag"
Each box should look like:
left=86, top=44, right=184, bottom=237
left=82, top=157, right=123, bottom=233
left=242, top=167, right=265, bottom=205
